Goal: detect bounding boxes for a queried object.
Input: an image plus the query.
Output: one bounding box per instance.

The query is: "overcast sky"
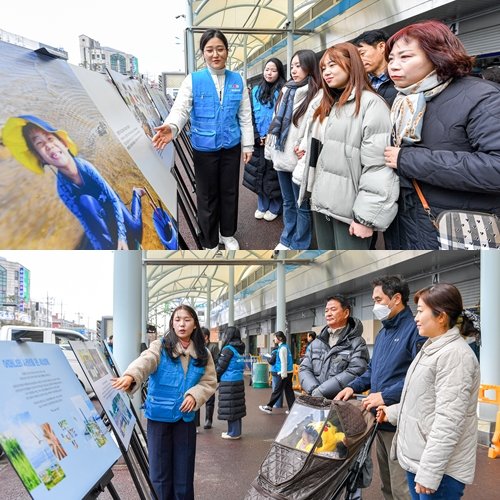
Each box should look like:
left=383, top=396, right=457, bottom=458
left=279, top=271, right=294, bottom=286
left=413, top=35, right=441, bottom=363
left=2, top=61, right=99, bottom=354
left=1, top=0, right=187, bottom=77
left=1, top=251, right=114, bottom=329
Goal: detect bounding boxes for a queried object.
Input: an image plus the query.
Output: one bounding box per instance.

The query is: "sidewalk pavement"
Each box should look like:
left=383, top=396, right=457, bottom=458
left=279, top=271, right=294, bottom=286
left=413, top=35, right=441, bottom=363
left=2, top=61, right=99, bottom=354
left=1, top=377, right=499, bottom=499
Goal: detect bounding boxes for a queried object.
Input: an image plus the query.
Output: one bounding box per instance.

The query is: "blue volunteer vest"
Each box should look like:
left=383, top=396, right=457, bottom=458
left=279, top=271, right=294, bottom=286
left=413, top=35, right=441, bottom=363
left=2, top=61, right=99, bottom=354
left=220, top=345, right=244, bottom=382
left=274, top=343, right=293, bottom=373
left=251, top=86, right=279, bottom=138
left=145, top=348, right=205, bottom=423
left=190, top=69, right=243, bottom=152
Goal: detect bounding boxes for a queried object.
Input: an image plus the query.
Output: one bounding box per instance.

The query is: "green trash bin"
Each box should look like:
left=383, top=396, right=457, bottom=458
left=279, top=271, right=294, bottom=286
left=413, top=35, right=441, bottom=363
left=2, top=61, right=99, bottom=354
left=252, top=362, right=269, bottom=388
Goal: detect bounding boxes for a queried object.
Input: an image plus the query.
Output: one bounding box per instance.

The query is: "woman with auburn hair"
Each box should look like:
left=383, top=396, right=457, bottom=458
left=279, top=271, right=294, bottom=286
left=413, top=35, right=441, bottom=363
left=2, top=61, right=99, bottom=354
left=296, top=42, right=399, bottom=249
left=383, top=19, right=500, bottom=250
left=377, top=283, right=480, bottom=499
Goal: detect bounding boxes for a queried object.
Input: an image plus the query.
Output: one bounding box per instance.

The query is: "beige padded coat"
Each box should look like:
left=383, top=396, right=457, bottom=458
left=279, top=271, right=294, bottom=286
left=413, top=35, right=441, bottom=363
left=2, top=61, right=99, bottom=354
left=123, top=338, right=217, bottom=411
left=386, top=327, right=480, bottom=491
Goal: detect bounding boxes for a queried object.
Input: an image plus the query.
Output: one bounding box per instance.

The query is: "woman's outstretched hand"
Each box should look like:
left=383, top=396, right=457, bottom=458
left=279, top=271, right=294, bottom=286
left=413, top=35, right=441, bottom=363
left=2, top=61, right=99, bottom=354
left=152, top=124, right=173, bottom=150
left=111, top=375, right=134, bottom=391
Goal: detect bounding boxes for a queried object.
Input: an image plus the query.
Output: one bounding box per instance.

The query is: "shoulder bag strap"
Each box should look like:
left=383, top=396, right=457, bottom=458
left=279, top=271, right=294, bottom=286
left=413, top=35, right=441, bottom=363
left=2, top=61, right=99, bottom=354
left=412, top=179, right=439, bottom=229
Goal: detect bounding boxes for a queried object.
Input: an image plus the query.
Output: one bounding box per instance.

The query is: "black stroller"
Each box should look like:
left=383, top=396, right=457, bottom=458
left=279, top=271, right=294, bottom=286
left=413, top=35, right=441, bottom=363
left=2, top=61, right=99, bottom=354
left=246, top=395, right=377, bottom=500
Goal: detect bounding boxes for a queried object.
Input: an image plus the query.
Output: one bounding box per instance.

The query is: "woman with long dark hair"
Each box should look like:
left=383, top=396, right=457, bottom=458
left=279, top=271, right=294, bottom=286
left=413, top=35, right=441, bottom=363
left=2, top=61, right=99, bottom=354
left=216, top=326, right=246, bottom=439
left=265, top=49, right=322, bottom=250
left=297, top=43, right=398, bottom=249
left=111, top=305, right=217, bottom=499
left=377, top=284, right=480, bottom=499
left=152, top=29, right=254, bottom=250
left=383, top=20, right=500, bottom=249
left=243, top=57, right=286, bottom=221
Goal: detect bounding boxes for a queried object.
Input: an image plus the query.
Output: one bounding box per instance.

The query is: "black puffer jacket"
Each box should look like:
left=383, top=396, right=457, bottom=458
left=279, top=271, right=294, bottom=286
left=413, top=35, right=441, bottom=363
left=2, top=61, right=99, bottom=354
left=385, top=76, right=500, bottom=249
left=243, top=144, right=281, bottom=199
left=299, top=317, right=370, bottom=399
left=376, top=78, right=398, bottom=107
left=217, top=340, right=246, bottom=421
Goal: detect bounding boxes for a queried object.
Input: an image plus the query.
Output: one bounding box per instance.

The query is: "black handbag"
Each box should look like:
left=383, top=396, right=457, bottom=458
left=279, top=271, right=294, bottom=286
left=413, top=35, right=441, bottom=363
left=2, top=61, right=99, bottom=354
left=413, top=180, right=500, bottom=250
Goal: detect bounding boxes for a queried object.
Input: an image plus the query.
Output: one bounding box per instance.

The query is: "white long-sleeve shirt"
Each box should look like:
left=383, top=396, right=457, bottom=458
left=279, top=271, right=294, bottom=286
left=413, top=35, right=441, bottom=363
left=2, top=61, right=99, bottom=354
left=166, top=66, right=254, bottom=153
left=279, top=343, right=293, bottom=378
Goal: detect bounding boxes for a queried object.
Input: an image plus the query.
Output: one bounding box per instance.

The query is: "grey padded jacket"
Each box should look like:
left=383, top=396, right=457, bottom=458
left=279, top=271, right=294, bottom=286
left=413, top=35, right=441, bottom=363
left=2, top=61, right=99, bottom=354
left=299, top=317, right=369, bottom=399
left=309, top=90, right=399, bottom=230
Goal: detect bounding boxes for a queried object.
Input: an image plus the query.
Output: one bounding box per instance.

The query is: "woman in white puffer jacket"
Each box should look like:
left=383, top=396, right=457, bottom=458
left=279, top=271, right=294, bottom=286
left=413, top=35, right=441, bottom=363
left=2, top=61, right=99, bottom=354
left=377, top=283, right=480, bottom=500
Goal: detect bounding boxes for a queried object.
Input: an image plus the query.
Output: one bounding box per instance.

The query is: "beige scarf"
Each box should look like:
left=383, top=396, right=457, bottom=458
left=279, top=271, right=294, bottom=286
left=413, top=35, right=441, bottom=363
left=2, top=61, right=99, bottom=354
left=391, top=70, right=451, bottom=147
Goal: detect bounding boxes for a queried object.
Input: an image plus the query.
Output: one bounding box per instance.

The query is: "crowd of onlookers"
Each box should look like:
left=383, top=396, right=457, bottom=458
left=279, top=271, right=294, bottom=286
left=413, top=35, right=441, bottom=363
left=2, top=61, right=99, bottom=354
left=258, top=277, right=481, bottom=500
left=154, top=21, right=500, bottom=251
left=110, top=274, right=481, bottom=500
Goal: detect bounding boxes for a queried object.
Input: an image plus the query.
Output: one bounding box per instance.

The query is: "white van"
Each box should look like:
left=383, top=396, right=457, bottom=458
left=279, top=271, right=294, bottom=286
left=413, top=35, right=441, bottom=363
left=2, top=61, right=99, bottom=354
left=0, top=325, right=93, bottom=394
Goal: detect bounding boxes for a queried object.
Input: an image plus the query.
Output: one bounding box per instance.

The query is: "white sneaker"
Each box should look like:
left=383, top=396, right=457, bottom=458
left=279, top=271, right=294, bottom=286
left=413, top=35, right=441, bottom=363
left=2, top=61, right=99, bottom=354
left=219, top=235, right=240, bottom=250
left=274, top=242, right=290, bottom=251
left=254, top=209, right=265, bottom=219
left=264, top=211, right=278, bottom=221
left=204, top=246, right=219, bottom=251
left=259, top=405, right=272, bottom=414
left=221, top=432, right=241, bottom=440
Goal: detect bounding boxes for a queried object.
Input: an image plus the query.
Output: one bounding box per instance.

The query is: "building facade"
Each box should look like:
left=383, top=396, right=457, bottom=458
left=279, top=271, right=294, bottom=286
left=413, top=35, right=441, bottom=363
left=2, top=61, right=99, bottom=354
left=0, top=256, right=31, bottom=321
left=79, top=34, right=139, bottom=76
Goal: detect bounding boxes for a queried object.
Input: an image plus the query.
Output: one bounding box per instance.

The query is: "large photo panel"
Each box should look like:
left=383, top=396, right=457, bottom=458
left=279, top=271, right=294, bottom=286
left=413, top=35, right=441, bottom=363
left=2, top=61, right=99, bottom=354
left=0, top=41, right=177, bottom=250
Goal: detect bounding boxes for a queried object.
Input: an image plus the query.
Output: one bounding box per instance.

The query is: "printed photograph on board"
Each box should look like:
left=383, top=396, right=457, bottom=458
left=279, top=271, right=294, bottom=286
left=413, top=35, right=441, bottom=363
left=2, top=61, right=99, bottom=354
left=0, top=41, right=177, bottom=250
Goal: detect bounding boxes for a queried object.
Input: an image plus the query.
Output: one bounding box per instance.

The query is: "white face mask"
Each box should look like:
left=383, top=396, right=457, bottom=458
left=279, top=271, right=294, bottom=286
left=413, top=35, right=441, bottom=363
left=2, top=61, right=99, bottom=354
left=373, top=303, right=392, bottom=321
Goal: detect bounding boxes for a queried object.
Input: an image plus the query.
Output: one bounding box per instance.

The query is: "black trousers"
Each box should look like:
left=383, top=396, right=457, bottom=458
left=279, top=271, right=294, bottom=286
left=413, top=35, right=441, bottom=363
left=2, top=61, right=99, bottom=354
left=193, top=144, right=241, bottom=248
left=147, top=418, right=196, bottom=500
left=267, top=374, right=295, bottom=410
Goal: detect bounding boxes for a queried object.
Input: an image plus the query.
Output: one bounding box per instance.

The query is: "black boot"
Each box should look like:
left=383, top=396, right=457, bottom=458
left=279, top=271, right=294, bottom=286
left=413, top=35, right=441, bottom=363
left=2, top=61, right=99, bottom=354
left=204, top=405, right=214, bottom=429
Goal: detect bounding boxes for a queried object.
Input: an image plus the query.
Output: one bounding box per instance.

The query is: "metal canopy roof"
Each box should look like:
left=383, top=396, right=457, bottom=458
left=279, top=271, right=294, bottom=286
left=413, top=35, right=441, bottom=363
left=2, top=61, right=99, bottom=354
left=189, top=0, right=317, bottom=70
left=145, top=250, right=315, bottom=314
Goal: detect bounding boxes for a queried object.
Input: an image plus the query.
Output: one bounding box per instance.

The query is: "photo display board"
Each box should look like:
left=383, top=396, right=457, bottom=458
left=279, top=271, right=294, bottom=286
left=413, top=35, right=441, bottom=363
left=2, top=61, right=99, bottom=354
left=0, top=341, right=120, bottom=500
left=0, top=41, right=177, bottom=250
left=70, top=340, right=136, bottom=449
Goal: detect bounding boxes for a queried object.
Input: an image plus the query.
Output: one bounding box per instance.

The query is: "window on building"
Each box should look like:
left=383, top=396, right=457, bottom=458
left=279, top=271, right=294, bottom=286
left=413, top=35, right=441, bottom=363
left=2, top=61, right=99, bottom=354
left=0, top=265, right=6, bottom=305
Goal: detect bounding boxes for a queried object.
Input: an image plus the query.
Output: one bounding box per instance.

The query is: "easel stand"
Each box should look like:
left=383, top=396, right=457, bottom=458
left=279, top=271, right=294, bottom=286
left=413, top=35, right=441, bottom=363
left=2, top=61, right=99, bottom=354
left=83, top=468, right=120, bottom=500
left=104, top=342, right=158, bottom=500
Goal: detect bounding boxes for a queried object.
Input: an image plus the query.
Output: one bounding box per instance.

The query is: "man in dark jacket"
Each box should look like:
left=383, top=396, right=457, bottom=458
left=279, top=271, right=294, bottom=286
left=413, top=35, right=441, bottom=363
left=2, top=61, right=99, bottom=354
left=352, top=29, right=397, bottom=107
left=336, top=276, right=425, bottom=500
left=299, top=295, right=369, bottom=399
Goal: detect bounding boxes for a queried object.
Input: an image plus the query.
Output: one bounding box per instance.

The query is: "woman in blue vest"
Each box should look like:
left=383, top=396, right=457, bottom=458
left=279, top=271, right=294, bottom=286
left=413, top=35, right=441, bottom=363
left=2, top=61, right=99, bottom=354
left=111, top=305, right=217, bottom=500
left=152, top=29, right=254, bottom=250
left=243, top=58, right=286, bottom=221
left=259, top=331, right=295, bottom=413
left=216, top=326, right=246, bottom=439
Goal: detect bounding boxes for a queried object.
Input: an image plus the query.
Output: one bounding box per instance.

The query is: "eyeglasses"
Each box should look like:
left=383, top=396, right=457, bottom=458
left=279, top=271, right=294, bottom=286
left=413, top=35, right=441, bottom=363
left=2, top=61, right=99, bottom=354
left=203, top=47, right=227, bottom=56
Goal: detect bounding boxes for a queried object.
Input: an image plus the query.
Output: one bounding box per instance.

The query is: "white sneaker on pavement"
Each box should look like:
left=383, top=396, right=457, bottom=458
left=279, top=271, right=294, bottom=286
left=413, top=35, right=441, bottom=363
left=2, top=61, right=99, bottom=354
left=263, top=211, right=278, bottom=221
left=259, top=405, right=272, bottom=414
left=274, top=242, right=290, bottom=251
left=221, top=432, right=241, bottom=440
left=254, top=210, right=265, bottom=219
left=219, top=235, right=240, bottom=250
